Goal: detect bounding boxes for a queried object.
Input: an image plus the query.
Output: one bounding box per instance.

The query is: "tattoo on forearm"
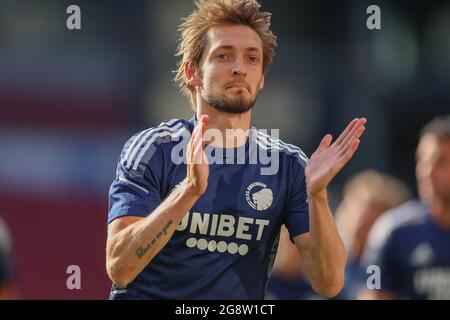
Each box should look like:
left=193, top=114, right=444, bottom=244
left=136, top=220, right=173, bottom=259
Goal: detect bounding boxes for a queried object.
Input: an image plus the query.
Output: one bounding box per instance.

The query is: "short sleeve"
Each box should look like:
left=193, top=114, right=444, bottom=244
left=284, top=158, right=310, bottom=238
left=108, top=133, right=163, bottom=224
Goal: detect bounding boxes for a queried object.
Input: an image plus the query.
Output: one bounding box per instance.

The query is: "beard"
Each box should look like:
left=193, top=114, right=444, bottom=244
left=202, top=82, right=259, bottom=114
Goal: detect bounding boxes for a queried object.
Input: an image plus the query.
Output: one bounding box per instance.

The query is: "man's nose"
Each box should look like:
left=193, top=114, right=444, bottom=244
left=231, top=58, right=247, bottom=77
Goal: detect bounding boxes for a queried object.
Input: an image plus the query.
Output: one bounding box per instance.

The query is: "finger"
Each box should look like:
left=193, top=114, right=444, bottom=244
left=186, top=136, right=196, bottom=166
left=199, top=115, right=210, bottom=150
left=316, top=134, right=333, bottom=152
left=192, top=114, right=209, bottom=136
left=191, top=115, right=210, bottom=149
left=340, top=118, right=365, bottom=147
left=334, top=118, right=359, bottom=146
left=338, top=118, right=366, bottom=149
left=200, top=114, right=210, bottom=126
left=187, top=121, right=201, bottom=164
left=193, top=116, right=210, bottom=164
left=338, top=125, right=366, bottom=156
left=331, top=139, right=360, bottom=177
left=192, top=126, right=204, bottom=164
left=338, top=139, right=361, bottom=166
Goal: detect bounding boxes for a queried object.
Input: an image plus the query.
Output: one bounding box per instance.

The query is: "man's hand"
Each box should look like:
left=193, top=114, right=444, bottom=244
left=305, top=118, right=367, bottom=196
left=186, top=114, right=210, bottom=196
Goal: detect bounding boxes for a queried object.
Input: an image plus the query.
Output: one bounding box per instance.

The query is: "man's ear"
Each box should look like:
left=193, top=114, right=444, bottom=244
left=259, top=74, right=265, bottom=90
left=184, top=61, right=201, bottom=87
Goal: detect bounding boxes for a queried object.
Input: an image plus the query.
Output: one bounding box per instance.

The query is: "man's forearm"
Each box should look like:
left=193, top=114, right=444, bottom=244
left=107, top=179, right=200, bottom=287
left=307, top=190, right=347, bottom=295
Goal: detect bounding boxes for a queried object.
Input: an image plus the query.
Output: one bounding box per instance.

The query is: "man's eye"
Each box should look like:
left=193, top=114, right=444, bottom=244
left=249, top=56, right=260, bottom=63
left=217, top=54, right=229, bottom=60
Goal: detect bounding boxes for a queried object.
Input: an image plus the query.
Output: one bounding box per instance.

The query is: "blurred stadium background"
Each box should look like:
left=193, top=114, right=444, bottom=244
left=0, top=0, right=449, bottom=299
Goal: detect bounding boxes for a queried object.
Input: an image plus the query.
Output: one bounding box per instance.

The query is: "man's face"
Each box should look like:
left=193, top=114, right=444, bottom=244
left=416, top=134, right=438, bottom=202
left=430, top=138, right=450, bottom=203
left=197, top=24, right=265, bottom=114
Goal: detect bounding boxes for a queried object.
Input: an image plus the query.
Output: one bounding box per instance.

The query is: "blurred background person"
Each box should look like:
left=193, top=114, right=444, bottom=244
left=360, top=125, right=437, bottom=281
left=0, top=215, right=17, bottom=300
left=335, top=170, right=411, bottom=299
left=361, top=115, right=450, bottom=300
left=266, top=226, right=322, bottom=300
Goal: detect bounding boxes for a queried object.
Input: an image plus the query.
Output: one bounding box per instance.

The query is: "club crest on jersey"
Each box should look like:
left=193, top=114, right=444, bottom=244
left=246, top=182, right=273, bottom=211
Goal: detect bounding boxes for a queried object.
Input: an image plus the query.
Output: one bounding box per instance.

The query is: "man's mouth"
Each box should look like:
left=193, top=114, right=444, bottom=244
left=226, top=82, right=250, bottom=91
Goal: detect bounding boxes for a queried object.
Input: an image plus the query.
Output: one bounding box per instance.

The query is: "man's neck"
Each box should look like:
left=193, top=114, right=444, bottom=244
left=196, top=102, right=251, bottom=148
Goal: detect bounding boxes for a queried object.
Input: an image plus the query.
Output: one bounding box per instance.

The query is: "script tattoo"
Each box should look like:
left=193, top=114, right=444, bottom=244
left=136, top=220, right=173, bottom=258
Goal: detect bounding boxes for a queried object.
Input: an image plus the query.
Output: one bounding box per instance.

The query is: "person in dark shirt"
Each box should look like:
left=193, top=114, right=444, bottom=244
left=366, top=115, right=450, bottom=299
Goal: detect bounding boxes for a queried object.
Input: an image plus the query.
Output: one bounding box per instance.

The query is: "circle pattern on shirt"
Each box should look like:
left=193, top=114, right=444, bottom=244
left=207, top=240, right=217, bottom=252
left=186, top=237, right=197, bottom=248
left=238, top=244, right=249, bottom=256
left=217, top=241, right=228, bottom=253
left=228, top=242, right=238, bottom=254
left=185, top=238, right=249, bottom=256
left=197, top=238, right=208, bottom=250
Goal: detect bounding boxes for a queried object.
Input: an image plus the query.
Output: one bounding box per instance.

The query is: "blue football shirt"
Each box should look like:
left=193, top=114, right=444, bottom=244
left=108, top=116, right=310, bottom=299
left=362, top=200, right=427, bottom=268
left=377, top=212, right=450, bottom=299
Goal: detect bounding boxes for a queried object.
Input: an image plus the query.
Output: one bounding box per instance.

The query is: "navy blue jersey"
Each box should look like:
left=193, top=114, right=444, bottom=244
left=378, top=213, right=450, bottom=299
left=108, top=116, right=310, bottom=299
left=362, top=200, right=426, bottom=268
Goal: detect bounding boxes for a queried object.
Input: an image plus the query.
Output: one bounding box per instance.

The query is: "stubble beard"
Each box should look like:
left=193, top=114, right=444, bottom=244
left=202, top=82, right=259, bottom=114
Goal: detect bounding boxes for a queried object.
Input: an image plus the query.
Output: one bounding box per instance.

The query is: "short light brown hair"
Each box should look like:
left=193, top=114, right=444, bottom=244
left=420, top=115, right=450, bottom=141
left=174, top=0, right=277, bottom=110
left=342, top=169, right=411, bottom=208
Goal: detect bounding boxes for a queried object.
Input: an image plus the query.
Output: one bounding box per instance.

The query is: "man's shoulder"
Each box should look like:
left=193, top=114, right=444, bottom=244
left=120, top=118, right=191, bottom=171
left=131, top=118, right=191, bottom=141
left=129, top=117, right=192, bottom=147
left=372, top=200, right=426, bottom=237
left=362, top=200, right=427, bottom=266
left=395, top=213, right=429, bottom=232
left=388, top=211, right=428, bottom=245
left=251, top=127, right=309, bottom=168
